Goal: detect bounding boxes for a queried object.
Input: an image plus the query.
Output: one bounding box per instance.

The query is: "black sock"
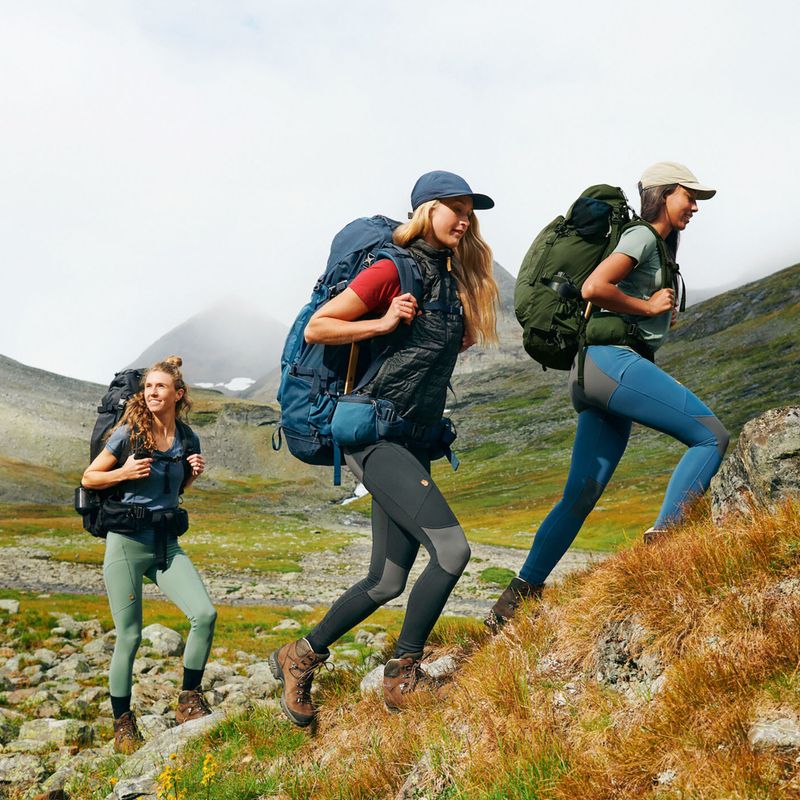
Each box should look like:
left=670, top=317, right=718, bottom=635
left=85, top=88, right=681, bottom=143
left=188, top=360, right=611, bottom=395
left=182, top=667, right=205, bottom=691
left=111, top=694, right=132, bottom=719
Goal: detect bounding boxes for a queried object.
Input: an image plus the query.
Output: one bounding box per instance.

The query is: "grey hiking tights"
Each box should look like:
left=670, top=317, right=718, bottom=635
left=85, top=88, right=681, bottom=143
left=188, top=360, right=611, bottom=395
left=306, top=440, right=470, bottom=656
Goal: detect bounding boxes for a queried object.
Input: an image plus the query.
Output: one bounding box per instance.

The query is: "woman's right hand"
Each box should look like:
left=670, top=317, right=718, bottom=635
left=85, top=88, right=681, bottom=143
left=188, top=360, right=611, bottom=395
left=646, top=288, right=675, bottom=317
left=119, top=455, right=152, bottom=480
left=379, top=292, right=419, bottom=333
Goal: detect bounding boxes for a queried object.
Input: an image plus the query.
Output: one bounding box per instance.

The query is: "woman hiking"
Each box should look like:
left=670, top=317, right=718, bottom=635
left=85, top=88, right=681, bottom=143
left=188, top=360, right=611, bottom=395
left=270, top=170, right=499, bottom=725
left=82, top=356, right=216, bottom=753
left=486, top=162, right=729, bottom=632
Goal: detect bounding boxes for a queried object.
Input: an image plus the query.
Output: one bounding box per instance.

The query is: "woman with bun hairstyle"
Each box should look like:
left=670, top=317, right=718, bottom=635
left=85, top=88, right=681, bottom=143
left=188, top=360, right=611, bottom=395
left=486, top=162, right=730, bottom=631
left=82, top=356, right=215, bottom=753
left=270, top=171, right=499, bottom=725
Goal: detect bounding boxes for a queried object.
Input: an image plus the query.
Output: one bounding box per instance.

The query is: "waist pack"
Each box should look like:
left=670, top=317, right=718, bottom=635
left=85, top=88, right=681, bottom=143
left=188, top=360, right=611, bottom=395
left=584, top=314, right=655, bottom=361
left=330, top=396, right=458, bottom=479
left=74, top=491, right=189, bottom=538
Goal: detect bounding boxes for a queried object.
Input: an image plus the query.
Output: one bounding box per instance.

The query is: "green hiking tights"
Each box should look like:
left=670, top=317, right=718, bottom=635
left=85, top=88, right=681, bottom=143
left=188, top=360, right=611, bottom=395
left=103, top=531, right=217, bottom=697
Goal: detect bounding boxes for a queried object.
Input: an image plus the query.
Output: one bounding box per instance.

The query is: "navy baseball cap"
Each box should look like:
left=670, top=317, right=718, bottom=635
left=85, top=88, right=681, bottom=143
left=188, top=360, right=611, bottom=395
left=410, top=170, right=495, bottom=211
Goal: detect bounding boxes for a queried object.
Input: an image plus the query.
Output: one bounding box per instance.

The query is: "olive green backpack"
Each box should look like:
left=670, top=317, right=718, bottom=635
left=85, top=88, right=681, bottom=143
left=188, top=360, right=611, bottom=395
left=514, top=184, right=683, bottom=370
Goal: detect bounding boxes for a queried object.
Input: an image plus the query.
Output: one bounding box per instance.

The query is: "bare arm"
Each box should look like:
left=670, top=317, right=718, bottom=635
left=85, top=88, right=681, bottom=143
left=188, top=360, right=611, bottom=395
left=182, top=452, right=205, bottom=491
left=82, top=449, right=153, bottom=490
left=304, top=288, right=418, bottom=345
left=582, top=252, right=675, bottom=317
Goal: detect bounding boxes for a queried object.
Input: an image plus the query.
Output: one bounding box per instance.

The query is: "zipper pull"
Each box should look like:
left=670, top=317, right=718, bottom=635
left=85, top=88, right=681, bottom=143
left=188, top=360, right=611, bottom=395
left=446, top=256, right=452, bottom=272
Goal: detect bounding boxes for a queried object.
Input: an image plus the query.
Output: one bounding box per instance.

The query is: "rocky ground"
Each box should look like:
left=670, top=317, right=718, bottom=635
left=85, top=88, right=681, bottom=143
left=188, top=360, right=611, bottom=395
left=0, top=534, right=604, bottom=616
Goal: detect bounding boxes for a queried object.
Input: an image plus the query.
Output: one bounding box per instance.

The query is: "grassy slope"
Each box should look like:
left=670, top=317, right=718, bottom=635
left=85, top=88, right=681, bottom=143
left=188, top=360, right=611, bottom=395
left=106, top=500, right=799, bottom=800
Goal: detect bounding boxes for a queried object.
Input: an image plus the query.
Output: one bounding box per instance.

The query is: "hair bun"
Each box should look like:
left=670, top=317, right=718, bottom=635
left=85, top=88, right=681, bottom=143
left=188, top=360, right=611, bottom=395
left=164, top=355, right=183, bottom=368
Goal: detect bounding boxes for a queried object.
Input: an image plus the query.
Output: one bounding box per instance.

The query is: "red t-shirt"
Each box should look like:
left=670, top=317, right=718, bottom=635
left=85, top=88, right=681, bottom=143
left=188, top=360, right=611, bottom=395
left=348, top=259, right=401, bottom=314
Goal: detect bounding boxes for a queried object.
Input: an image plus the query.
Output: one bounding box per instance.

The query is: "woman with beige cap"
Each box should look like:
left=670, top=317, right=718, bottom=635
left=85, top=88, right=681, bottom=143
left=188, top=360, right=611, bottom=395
left=486, top=162, right=729, bottom=631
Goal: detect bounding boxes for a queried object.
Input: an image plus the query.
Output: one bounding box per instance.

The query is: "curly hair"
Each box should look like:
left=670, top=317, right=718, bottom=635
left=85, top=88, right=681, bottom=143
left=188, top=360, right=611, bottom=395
left=114, top=355, right=192, bottom=452
left=393, top=200, right=499, bottom=346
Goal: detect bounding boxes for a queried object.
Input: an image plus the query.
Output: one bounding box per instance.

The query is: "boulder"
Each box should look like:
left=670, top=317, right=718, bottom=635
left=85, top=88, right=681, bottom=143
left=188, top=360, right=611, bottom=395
left=421, top=655, right=458, bottom=680
left=0, top=599, right=20, bottom=614
left=0, top=753, right=47, bottom=785
left=711, top=406, right=800, bottom=523
left=140, top=624, right=184, bottom=657
left=18, top=718, right=94, bottom=747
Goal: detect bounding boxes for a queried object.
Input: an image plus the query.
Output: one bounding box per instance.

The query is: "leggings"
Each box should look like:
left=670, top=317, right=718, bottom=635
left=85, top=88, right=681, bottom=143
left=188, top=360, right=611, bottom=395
left=519, top=345, right=729, bottom=585
left=306, top=440, right=470, bottom=656
left=103, top=532, right=217, bottom=697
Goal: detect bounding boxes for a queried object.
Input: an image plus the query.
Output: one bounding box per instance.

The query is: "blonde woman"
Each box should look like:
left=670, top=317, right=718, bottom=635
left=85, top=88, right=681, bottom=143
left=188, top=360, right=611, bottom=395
left=270, top=171, right=498, bottom=725
left=82, top=356, right=215, bottom=753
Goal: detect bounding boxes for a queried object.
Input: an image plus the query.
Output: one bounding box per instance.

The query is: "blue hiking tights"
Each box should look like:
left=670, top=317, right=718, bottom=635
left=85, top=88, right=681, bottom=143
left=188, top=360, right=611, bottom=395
left=519, top=346, right=729, bottom=585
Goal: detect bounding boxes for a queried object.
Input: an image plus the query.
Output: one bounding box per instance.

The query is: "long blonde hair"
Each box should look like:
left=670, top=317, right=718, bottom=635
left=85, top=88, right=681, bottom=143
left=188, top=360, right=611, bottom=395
left=117, top=355, right=192, bottom=451
left=393, top=200, right=499, bottom=346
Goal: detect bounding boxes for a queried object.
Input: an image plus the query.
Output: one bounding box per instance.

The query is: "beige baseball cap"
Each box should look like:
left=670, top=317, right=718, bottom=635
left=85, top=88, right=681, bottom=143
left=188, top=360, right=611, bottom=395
left=639, top=161, right=716, bottom=199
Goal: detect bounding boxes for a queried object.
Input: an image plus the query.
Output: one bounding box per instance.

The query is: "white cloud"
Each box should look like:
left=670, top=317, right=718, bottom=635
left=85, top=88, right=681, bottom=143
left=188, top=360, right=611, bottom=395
left=0, top=1, right=798, bottom=382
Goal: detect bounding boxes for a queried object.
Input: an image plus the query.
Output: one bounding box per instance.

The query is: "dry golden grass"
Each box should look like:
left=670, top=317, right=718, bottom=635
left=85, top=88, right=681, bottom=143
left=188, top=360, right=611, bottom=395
left=262, top=500, right=800, bottom=799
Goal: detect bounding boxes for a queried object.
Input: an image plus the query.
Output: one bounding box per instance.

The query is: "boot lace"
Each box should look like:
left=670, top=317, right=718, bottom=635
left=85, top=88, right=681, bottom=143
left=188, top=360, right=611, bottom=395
left=183, top=690, right=211, bottom=716
left=291, top=659, right=331, bottom=704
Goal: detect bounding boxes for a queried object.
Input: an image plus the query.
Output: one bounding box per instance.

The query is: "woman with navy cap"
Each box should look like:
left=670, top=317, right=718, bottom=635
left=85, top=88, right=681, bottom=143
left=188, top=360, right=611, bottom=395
left=270, top=171, right=498, bottom=723
left=486, top=162, right=730, bottom=632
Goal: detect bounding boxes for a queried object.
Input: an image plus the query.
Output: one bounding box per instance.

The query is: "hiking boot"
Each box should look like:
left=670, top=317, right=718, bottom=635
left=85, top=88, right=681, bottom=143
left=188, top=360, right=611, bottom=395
left=383, top=652, right=424, bottom=713
left=113, top=710, right=144, bottom=754
left=269, top=638, right=329, bottom=727
left=175, top=688, right=212, bottom=724
left=643, top=527, right=668, bottom=545
left=484, top=577, right=544, bottom=633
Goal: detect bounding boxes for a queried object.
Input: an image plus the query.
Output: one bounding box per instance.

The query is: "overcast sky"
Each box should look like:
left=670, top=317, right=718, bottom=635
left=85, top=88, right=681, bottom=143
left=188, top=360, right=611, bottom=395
left=2, top=1, right=798, bottom=384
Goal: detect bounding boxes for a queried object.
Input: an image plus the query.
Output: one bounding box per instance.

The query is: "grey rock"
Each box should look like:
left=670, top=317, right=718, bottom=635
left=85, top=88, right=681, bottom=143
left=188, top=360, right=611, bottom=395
left=33, top=648, right=59, bottom=668
left=49, top=613, right=83, bottom=637
left=202, top=661, right=235, bottom=688
left=140, top=623, right=184, bottom=657
left=655, top=768, right=677, bottom=785
left=49, top=653, right=91, bottom=678
left=132, top=657, right=158, bottom=676
left=272, top=618, right=301, bottom=631
left=113, top=774, right=158, bottom=799
left=748, top=715, right=800, bottom=750
left=138, top=714, right=175, bottom=738
left=116, top=710, right=224, bottom=780
left=84, top=637, right=115, bottom=658
left=244, top=664, right=279, bottom=698
left=79, top=686, right=108, bottom=705
left=711, top=406, right=800, bottom=523
left=4, top=738, right=52, bottom=754
left=421, top=655, right=458, bottom=680
left=0, top=752, right=47, bottom=784
left=372, top=632, right=389, bottom=650
left=359, top=664, right=384, bottom=696
left=0, top=599, right=20, bottom=614
left=291, top=603, right=314, bottom=613
left=18, top=718, right=94, bottom=747
left=594, top=617, right=664, bottom=702
left=354, top=629, right=374, bottom=645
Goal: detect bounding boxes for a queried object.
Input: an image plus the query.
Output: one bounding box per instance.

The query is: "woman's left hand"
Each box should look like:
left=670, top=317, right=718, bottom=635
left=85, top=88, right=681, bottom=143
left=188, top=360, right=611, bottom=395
left=187, top=453, right=205, bottom=477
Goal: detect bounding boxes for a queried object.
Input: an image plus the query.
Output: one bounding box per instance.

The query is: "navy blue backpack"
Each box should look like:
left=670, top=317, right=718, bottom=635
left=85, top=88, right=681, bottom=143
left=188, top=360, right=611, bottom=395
left=272, top=215, right=423, bottom=481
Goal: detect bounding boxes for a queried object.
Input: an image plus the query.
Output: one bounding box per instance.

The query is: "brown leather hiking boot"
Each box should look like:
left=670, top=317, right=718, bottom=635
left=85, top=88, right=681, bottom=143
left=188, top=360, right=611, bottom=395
left=175, top=688, right=212, bottom=724
left=113, top=710, right=144, bottom=754
left=484, top=577, right=544, bottom=633
left=269, top=638, right=329, bottom=727
left=383, top=652, right=424, bottom=712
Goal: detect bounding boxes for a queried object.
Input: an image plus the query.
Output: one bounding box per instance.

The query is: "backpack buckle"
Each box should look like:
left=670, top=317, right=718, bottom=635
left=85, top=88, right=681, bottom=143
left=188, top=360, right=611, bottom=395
left=130, top=505, right=147, bottom=519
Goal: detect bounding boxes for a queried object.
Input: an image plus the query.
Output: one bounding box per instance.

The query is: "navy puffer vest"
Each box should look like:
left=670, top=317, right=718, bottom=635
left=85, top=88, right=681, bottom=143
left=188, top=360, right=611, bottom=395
left=365, top=239, right=464, bottom=426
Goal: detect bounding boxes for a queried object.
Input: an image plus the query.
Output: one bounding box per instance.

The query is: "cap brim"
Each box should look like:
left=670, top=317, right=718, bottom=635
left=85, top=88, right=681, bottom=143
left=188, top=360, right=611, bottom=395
left=681, top=182, right=716, bottom=200
left=470, top=193, right=495, bottom=210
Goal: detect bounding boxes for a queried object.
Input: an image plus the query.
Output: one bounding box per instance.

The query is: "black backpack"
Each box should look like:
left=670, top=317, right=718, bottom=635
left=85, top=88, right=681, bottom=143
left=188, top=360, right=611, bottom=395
left=74, top=369, right=197, bottom=538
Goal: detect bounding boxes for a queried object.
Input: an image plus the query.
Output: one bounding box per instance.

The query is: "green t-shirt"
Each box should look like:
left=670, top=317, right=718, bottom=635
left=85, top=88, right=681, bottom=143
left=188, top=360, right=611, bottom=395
left=611, top=224, right=671, bottom=350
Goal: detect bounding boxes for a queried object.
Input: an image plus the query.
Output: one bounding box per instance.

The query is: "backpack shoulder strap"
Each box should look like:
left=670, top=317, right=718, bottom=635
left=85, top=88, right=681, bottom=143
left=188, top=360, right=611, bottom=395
left=374, top=244, right=423, bottom=305
left=176, top=419, right=198, bottom=493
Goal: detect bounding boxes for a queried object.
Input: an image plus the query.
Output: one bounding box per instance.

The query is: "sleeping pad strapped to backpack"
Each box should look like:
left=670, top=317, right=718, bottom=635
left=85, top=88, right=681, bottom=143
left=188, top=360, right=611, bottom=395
left=272, top=215, right=424, bottom=477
